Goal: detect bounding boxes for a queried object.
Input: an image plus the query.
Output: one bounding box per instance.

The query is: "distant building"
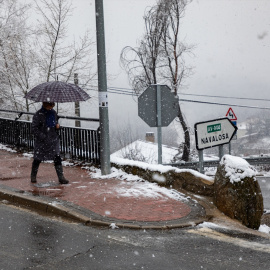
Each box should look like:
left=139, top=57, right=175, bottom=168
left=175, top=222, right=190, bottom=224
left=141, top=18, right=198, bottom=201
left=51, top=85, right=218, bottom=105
left=145, top=132, right=155, bottom=143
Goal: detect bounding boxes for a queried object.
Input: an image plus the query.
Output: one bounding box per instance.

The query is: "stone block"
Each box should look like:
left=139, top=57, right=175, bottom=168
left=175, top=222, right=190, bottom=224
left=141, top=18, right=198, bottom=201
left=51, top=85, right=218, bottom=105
left=213, top=155, right=263, bottom=229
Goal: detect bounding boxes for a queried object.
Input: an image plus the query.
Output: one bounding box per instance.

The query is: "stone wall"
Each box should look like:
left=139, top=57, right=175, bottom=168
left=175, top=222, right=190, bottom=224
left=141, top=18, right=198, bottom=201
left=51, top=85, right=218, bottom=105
left=112, top=162, right=214, bottom=196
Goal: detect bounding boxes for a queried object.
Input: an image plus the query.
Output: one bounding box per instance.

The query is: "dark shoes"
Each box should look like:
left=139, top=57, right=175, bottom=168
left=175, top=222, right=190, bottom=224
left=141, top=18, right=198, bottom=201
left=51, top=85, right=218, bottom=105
left=30, top=161, right=69, bottom=185
left=55, top=164, right=69, bottom=185
left=30, top=159, right=40, bottom=183
left=59, top=178, right=69, bottom=185
left=31, top=176, right=37, bottom=183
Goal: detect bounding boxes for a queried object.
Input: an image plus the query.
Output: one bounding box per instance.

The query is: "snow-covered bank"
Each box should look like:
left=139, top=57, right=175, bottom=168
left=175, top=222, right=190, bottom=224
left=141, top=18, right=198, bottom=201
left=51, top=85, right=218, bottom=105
left=88, top=166, right=190, bottom=202
left=111, top=155, right=214, bottom=183
left=0, top=144, right=16, bottom=153
left=110, top=156, right=214, bottom=196
left=220, top=155, right=257, bottom=183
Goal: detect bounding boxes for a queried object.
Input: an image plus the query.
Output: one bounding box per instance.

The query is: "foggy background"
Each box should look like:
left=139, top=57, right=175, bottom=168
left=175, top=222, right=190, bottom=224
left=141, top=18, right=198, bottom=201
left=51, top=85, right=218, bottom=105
left=28, top=0, right=270, bottom=152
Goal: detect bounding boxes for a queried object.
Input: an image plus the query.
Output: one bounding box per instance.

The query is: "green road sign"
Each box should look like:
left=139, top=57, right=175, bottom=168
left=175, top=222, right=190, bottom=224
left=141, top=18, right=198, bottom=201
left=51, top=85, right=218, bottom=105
left=195, top=118, right=238, bottom=150
left=207, top=123, right=221, bottom=133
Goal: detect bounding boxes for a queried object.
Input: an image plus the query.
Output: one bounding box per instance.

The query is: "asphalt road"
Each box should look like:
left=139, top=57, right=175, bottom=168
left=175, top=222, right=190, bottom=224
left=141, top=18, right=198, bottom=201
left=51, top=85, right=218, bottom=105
left=258, top=177, right=270, bottom=210
left=0, top=203, right=270, bottom=270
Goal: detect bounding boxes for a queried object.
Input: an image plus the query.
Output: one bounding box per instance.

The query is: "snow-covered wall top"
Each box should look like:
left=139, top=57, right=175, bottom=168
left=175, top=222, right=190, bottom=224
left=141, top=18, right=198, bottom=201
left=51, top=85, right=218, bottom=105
left=220, top=154, right=257, bottom=183
left=111, top=156, right=214, bottom=183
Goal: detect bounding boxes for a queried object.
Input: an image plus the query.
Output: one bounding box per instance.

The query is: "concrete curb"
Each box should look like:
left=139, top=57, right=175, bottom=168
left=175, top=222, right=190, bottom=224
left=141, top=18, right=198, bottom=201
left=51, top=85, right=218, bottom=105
left=0, top=187, right=210, bottom=230
left=0, top=188, right=90, bottom=224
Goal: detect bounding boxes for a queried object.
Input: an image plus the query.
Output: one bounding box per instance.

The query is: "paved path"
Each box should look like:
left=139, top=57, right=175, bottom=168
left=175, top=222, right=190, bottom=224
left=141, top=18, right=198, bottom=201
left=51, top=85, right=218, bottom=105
left=0, top=149, right=208, bottom=229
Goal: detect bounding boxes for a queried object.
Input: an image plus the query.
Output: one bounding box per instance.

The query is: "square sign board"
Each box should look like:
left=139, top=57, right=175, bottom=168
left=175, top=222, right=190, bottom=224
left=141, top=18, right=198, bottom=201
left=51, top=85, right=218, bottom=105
left=195, top=118, right=238, bottom=150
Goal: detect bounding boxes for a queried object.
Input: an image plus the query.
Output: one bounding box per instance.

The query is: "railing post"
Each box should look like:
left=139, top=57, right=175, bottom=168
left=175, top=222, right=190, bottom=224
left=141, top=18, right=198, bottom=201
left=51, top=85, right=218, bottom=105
left=96, top=127, right=101, bottom=164
left=74, top=73, right=81, bottom=128
left=14, top=121, right=20, bottom=147
left=198, top=149, right=204, bottom=174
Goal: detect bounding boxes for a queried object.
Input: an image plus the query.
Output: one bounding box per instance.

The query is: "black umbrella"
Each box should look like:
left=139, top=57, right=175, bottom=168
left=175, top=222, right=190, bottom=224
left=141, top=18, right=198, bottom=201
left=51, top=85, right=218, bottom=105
left=24, top=81, right=90, bottom=103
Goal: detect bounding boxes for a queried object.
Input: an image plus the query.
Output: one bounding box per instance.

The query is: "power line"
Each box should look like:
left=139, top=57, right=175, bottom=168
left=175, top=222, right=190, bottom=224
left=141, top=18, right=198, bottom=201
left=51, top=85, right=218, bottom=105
left=179, top=92, right=270, bottom=102
left=108, top=88, right=135, bottom=95
left=108, top=90, right=134, bottom=96
left=80, top=84, right=270, bottom=106
left=81, top=86, right=135, bottom=96
left=108, top=86, right=134, bottom=92
left=179, top=98, right=270, bottom=110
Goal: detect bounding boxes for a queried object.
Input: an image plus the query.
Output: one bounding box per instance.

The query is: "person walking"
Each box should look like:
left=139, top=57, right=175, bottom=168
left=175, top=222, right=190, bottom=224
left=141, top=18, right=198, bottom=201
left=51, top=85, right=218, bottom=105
left=30, top=102, right=69, bottom=184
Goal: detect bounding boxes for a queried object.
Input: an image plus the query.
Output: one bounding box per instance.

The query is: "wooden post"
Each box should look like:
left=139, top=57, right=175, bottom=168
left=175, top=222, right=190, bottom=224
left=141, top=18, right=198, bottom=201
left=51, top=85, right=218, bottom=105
left=74, top=73, right=81, bottom=127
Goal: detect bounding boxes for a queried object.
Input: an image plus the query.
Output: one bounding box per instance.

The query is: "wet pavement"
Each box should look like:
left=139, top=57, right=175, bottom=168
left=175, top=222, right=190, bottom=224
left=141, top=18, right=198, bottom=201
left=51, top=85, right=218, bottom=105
left=257, top=177, right=270, bottom=210
left=0, top=149, right=209, bottom=229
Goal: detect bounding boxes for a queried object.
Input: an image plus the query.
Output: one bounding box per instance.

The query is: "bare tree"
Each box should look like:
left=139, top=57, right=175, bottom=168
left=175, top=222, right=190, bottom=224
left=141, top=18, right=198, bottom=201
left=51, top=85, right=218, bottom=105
left=120, top=3, right=167, bottom=94
left=160, top=0, right=194, bottom=161
left=34, top=0, right=96, bottom=85
left=121, top=0, right=193, bottom=161
left=0, top=0, right=96, bottom=115
left=0, top=0, right=34, bottom=111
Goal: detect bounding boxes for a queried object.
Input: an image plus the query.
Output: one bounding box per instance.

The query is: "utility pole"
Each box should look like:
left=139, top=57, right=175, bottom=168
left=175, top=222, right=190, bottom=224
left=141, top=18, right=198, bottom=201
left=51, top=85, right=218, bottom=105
left=74, top=73, right=81, bottom=127
left=95, top=0, right=111, bottom=175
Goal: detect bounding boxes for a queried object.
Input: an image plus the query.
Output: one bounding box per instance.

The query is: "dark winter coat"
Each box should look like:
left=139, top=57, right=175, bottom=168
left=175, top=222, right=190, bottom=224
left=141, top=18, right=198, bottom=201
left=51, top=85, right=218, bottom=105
left=32, top=107, right=60, bottom=161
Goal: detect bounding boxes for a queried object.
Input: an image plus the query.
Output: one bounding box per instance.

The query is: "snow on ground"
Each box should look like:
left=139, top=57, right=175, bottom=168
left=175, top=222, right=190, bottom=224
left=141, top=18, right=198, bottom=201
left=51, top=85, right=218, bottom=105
left=199, top=222, right=270, bottom=236
left=88, top=166, right=191, bottom=202
left=198, top=221, right=229, bottom=230
left=0, top=144, right=16, bottom=153
left=22, top=153, right=33, bottom=159
left=109, top=223, right=119, bottom=229
left=259, top=171, right=270, bottom=177
left=112, top=139, right=221, bottom=165
left=259, top=224, right=270, bottom=234
left=111, top=139, right=179, bottom=164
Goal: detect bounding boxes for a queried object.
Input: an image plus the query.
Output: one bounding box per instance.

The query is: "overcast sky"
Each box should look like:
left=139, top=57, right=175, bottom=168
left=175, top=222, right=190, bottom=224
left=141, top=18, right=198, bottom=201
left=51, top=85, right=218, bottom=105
left=34, top=0, right=270, bottom=142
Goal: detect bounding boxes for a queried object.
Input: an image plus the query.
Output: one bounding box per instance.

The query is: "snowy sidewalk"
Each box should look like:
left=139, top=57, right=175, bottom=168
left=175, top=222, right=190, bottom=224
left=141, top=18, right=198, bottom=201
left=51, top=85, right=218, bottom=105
left=0, top=148, right=207, bottom=229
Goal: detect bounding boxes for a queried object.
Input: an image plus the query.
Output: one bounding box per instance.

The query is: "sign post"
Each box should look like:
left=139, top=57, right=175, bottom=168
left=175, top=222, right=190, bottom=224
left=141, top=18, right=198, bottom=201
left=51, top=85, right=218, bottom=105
left=226, top=107, right=237, bottom=154
left=198, top=150, right=204, bottom=174
left=156, top=85, right=162, bottom=164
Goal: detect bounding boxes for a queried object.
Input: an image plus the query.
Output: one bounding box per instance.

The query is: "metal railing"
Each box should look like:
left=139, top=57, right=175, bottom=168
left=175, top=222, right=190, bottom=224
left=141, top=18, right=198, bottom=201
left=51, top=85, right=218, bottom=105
left=163, top=160, right=220, bottom=170
left=0, top=118, right=34, bottom=150
left=59, top=125, right=100, bottom=163
left=0, top=108, right=100, bottom=122
left=0, top=112, right=100, bottom=164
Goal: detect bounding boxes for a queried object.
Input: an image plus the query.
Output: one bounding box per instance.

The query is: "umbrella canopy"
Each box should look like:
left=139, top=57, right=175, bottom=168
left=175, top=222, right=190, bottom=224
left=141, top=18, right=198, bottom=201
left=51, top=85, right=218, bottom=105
left=24, top=81, right=90, bottom=103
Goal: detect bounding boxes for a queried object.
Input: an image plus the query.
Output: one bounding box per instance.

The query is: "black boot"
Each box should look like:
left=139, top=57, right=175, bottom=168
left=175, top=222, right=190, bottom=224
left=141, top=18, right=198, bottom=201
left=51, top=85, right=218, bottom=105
left=31, top=160, right=41, bottom=183
left=55, top=164, right=69, bottom=184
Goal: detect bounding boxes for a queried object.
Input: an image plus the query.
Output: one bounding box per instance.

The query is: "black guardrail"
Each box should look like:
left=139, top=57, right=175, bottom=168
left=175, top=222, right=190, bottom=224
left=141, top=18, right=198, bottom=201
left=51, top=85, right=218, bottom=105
left=0, top=116, right=100, bottom=164
left=0, top=109, right=99, bottom=122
